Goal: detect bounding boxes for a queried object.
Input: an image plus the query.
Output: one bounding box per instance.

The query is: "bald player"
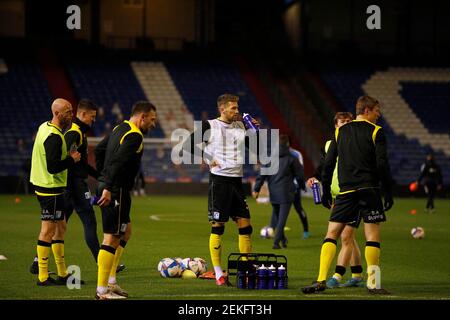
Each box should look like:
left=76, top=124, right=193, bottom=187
left=30, top=98, right=81, bottom=286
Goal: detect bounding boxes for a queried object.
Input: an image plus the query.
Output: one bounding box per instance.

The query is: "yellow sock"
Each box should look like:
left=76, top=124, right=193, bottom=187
left=37, top=240, right=51, bottom=282
left=51, top=240, right=68, bottom=277
left=97, top=245, right=116, bottom=289
left=109, top=240, right=126, bottom=283
left=209, top=233, right=222, bottom=268
left=365, top=242, right=381, bottom=288
left=332, top=273, right=343, bottom=281
left=365, top=243, right=380, bottom=266
left=317, top=239, right=337, bottom=282
left=238, top=234, right=252, bottom=254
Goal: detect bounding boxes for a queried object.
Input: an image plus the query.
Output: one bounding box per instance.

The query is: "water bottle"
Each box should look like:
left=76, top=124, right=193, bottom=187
left=90, top=195, right=100, bottom=206
left=312, top=180, right=322, bottom=204
left=277, top=265, right=287, bottom=289
left=257, top=264, right=268, bottom=289
left=236, top=269, right=247, bottom=289
left=267, top=265, right=276, bottom=289
left=247, top=266, right=256, bottom=289
left=242, top=113, right=259, bottom=132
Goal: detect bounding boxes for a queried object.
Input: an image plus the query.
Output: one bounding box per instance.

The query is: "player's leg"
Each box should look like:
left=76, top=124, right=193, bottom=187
left=37, top=220, right=57, bottom=285
left=427, top=183, right=436, bottom=213
left=361, top=188, right=389, bottom=294
left=72, top=178, right=100, bottom=261
left=272, top=203, right=291, bottom=249
left=52, top=219, right=68, bottom=280
left=327, top=225, right=355, bottom=288
left=269, top=205, right=278, bottom=229
left=343, top=237, right=364, bottom=287
left=209, top=221, right=226, bottom=283
left=236, top=217, right=252, bottom=254
left=207, top=177, right=230, bottom=284
left=96, top=187, right=127, bottom=299
left=108, top=223, right=131, bottom=297
left=31, top=190, right=72, bottom=275
left=96, top=233, right=124, bottom=299
left=302, top=221, right=345, bottom=293
left=293, top=191, right=309, bottom=238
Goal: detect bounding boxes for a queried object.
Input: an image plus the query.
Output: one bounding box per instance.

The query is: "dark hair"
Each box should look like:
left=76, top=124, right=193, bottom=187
left=334, top=112, right=353, bottom=125
left=217, top=93, right=239, bottom=108
left=131, top=101, right=156, bottom=116
left=77, top=99, right=97, bottom=111
left=356, top=96, right=379, bottom=115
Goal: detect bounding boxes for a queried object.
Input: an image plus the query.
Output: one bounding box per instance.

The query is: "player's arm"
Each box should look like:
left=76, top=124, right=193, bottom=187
left=321, top=139, right=337, bottom=208
left=94, top=134, right=109, bottom=174
left=86, top=163, right=100, bottom=180
left=102, top=133, right=142, bottom=191
left=181, top=120, right=213, bottom=162
left=252, top=171, right=268, bottom=198
left=374, top=129, right=394, bottom=210
left=291, top=156, right=305, bottom=190
left=64, top=130, right=81, bottom=152
left=307, top=145, right=326, bottom=188
left=44, top=134, right=80, bottom=174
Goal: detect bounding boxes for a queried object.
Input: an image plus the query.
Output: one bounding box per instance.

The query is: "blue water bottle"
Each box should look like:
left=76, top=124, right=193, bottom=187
left=242, top=113, right=259, bottom=132
left=257, top=264, right=268, bottom=289
left=247, top=266, right=256, bottom=289
left=236, top=269, right=247, bottom=289
left=277, top=265, right=287, bottom=289
left=267, top=265, right=276, bottom=289
left=312, top=180, right=322, bottom=205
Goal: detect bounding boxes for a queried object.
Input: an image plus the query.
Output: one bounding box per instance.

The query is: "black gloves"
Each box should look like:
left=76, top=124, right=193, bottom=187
left=384, top=191, right=394, bottom=211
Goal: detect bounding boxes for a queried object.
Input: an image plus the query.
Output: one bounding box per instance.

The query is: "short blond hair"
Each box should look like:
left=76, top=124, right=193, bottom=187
left=355, top=96, right=379, bottom=115
left=217, top=93, right=239, bottom=109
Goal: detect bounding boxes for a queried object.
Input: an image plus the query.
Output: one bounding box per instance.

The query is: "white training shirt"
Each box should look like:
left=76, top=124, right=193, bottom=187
left=204, top=119, right=246, bottom=177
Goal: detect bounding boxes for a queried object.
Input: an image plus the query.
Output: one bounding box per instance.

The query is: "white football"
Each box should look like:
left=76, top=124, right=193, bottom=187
left=193, top=257, right=208, bottom=275
left=158, top=258, right=182, bottom=278
left=411, top=227, right=425, bottom=239
left=173, top=257, right=185, bottom=271
left=181, top=258, right=191, bottom=270
left=260, top=226, right=274, bottom=239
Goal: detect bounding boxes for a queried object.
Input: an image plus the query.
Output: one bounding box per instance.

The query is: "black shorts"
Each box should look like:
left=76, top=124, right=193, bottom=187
left=208, top=173, right=250, bottom=223
left=37, top=193, right=66, bottom=221
left=98, top=184, right=131, bottom=235
left=330, top=188, right=386, bottom=228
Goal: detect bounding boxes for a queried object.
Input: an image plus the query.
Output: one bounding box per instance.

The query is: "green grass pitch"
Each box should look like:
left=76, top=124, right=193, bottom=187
left=0, top=194, right=449, bottom=300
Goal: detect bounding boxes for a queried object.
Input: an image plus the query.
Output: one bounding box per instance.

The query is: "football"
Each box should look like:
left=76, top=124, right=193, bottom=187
left=157, top=258, right=182, bottom=278
left=411, top=227, right=425, bottom=239
left=260, top=226, right=274, bottom=239
left=173, top=257, right=186, bottom=271
left=192, top=257, right=208, bottom=275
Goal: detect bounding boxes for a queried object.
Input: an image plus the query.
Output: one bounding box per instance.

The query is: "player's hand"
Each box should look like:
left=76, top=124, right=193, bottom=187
left=251, top=118, right=260, bottom=128
left=209, top=159, right=221, bottom=169
left=70, top=150, right=81, bottom=163
left=306, top=177, right=317, bottom=189
left=321, top=190, right=332, bottom=209
left=98, top=189, right=111, bottom=208
left=384, top=193, right=394, bottom=211
left=252, top=191, right=259, bottom=199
